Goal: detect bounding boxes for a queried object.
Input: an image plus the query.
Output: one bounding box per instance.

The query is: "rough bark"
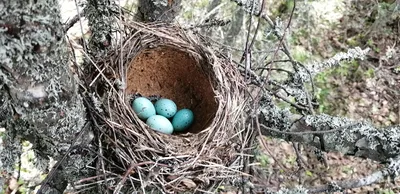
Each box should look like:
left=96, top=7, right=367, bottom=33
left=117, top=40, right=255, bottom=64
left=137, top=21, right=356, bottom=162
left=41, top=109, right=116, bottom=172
left=0, top=0, right=86, bottom=191
left=137, top=0, right=182, bottom=23
left=258, top=95, right=400, bottom=164
left=85, top=0, right=118, bottom=55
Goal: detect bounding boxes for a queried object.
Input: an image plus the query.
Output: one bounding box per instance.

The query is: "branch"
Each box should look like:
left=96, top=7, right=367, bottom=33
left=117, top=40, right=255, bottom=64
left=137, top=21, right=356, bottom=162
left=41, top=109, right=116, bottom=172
left=63, top=14, right=81, bottom=32
left=0, top=0, right=90, bottom=193
left=259, top=105, right=400, bottom=163
left=230, top=1, right=393, bottom=162
left=249, top=156, right=400, bottom=193
left=254, top=94, right=400, bottom=192
left=307, top=155, right=400, bottom=193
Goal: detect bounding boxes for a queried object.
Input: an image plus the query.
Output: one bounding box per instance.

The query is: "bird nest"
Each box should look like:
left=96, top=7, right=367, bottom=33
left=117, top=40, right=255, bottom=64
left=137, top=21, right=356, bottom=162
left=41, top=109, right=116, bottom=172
left=87, top=21, right=249, bottom=193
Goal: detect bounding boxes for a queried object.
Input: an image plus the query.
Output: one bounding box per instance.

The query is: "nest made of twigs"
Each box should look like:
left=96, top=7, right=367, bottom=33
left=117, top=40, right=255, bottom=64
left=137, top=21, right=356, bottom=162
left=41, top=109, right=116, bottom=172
left=87, top=21, right=248, bottom=193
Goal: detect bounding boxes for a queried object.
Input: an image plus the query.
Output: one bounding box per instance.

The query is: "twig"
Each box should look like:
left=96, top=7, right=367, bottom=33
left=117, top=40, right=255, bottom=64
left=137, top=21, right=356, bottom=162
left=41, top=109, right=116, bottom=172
left=256, top=67, right=294, bottom=75
left=259, top=123, right=358, bottom=135
left=241, top=0, right=256, bottom=81
left=261, top=0, right=296, bottom=84
left=64, top=14, right=81, bottom=32
left=113, top=161, right=168, bottom=194
left=307, top=156, right=400, bottom=193
left=37, top=121, right=91, bottom=194
left=74, top=0, right=87, bottom=52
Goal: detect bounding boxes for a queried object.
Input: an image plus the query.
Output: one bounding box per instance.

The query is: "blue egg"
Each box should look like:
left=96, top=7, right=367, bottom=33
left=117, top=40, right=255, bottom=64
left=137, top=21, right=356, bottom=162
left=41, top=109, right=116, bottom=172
left=132, top=97, right=156, bottom=120
left=154, top=98, right=177, bottom=118
left=146, top=115, right=173, bottom=134
left=172, top=109, right=194, bottom=132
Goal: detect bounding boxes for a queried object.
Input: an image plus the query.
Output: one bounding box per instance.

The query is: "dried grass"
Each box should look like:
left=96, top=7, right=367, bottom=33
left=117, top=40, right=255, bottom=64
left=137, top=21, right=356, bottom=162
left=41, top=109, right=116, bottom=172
left=83, top=21, right=252, bottom=193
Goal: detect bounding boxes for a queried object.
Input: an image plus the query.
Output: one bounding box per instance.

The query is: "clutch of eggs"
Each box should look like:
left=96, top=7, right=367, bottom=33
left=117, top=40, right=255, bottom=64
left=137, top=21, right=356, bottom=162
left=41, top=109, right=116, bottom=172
left=132, top=97, right=194, bottom=134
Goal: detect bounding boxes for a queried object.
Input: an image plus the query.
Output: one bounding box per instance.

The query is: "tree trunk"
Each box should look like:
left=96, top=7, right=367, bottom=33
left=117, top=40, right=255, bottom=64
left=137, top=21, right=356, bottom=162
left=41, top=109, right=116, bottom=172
left=85, top=0, right=117, bottom=55
left=137, top=0, right=182, bottom=22
left=0, top=0, right=86, bottom=192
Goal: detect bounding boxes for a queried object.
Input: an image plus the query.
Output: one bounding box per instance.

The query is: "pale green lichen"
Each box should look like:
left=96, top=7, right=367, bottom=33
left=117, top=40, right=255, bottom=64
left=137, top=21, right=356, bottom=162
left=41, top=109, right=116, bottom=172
left=230, top=0, right=262, bottom=15
left=0, top=0, right=88, bottom=192
left=84, top=0, right=118, bottom=56
left=301, top=47, right=370, bottom=79
left=275, top=186, right=309, bottom=194
left=138, top=0, right=182, bottom=23
left=260, top=95, right=292, bottom=130
left=303, top=114, right=400, bottom=161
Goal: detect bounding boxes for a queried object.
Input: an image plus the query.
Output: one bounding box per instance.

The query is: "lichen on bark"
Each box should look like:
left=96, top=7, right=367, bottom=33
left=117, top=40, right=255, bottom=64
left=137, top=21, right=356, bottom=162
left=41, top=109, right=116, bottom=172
left=137, top=0, right=182, bottom=23
left=84, top=0, right=118, bottom=55
left=259, top=97, right=400, bottom=163
left=0, top=0, right=86, bottom=191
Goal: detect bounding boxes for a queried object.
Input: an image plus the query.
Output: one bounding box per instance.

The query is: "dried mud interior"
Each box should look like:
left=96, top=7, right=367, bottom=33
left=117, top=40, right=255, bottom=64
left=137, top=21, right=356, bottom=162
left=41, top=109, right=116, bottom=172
left=126, top=46, right=218, bottom=134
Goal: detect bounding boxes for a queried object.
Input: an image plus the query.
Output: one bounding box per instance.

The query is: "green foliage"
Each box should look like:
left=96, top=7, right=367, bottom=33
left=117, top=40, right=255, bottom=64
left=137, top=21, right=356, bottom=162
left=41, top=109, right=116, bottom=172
left=273, top=0, right=295, bottom=17
left=341, top=165, right=354, bottom=174
left=16, top=179, right=27, bottom=194
left=366, top=38, right=380, bottom=53
left=378, top=189, right=395, bottom=194
left=395, top=66, right=400, bottom=73
left=0, top=184, right=6, bottom=194
left=292, top=46, right=311, bottom=63
left=305, top=170, right=313, bottom=177
left=123, top=1, right=138, bottom=13
left=182, top=11, right=194, bottom=20
left=196, top=0, right=209, bottom=8
left=285, top=155, right=296, bottom=165
left=256, top=153, right=270, bottom=168
left=364, top=68, right=375, bottom=78
left=290, top=28, right=309, bottom=45
left=314, top=59, right=375, bottom=114
left=314, top=67, right=338, bottom=114
left=346, top=34, right=365, bottom=47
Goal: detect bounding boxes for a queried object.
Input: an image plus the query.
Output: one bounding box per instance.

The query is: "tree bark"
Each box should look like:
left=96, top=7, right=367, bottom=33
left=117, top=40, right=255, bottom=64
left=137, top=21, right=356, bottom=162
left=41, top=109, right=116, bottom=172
left=137, top=0, right=182, bottom=22
left=85, top=0, right=118, bottom=55
left=0, top=0, right=86, bottom=191
left=258, top=95, right=400, bottom=163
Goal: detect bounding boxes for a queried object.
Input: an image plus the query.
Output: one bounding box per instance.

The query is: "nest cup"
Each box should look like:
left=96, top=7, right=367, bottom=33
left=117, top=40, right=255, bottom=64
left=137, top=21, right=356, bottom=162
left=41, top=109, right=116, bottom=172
left=127, top=46, right=217, bottom=134
left=92, top=22, right=247, bottom=193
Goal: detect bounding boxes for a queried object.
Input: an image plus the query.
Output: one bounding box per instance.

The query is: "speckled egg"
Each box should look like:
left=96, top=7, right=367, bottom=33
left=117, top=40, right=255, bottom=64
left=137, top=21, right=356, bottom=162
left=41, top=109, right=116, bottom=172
left=146, top=115, right=174, bottom=134
left=154, top=98, right=177, bottom=118
left=132, top=97, right=156, bottom=120
left=172, top=109, right=194, bottom=132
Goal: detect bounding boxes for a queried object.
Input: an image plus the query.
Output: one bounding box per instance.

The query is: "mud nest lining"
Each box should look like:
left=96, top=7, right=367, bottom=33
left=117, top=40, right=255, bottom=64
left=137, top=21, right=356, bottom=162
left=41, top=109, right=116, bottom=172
left=127, top=46, right=217, bottom=134
left=88, top=22, right=248, bottom=193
